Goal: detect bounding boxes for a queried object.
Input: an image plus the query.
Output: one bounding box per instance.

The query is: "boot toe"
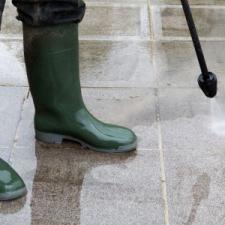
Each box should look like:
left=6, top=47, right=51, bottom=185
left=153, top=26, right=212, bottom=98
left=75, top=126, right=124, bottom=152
left=0, top=159, right=27, bottom=201
left=89, top=119, right=138, bottom=152
left=114, top=127, right=137, bottom=152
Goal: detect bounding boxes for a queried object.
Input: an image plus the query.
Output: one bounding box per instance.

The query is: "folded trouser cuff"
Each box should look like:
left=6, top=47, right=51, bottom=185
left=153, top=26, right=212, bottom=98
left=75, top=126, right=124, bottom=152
left=12, top=0, right=86, bottom=26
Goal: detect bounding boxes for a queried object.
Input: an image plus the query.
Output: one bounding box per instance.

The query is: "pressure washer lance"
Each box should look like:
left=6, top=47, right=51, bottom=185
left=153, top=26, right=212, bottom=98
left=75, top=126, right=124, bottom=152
left=180, top=0, right=217, bottom=98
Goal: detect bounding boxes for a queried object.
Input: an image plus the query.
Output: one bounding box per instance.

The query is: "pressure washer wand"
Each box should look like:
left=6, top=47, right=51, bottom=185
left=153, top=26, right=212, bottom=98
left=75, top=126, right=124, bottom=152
left=180, top=0, right=217, bottom=98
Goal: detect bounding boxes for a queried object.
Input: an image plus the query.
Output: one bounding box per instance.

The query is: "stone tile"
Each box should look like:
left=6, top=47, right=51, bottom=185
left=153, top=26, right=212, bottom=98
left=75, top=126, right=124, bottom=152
left=153, top=6, right=225, bottom=38
left=4, top=109, right=160, bottom=224
left=159, top=88, right=225, bottom=150
left=13, top=144, right=163, bottom=225
left=81, top=5, right=149, bottom=37
left=0, top=196, right=28, bottom=225
left=0, top=41, right=27, bottom=86
left=0, top=146, right=36, bottom=225
left=154, top=41, right=225, bottom=88
left=158, top=88, right=210, bottom=120
left=1, top=40, right=24, bottom=63
left=164, top=149, right=225, bottom=225
left=15, top=88, right=158, bottom=150
left=83, top=88, right=156, bottom=122
left=1, top=39, right=155, bottom=88
left=80, top=40, right=155, bottom=88
left=0, top=87, right=28, bottom=147
left=154, top=41, right=199, bottom=88
left=0, top=147, right=11, bottom=162
left=1, top=4, right=149, bottom=38
left=14, top=95, right=34, bottom=148
left=83, top=88, right=158, bottom=150
left=2, top=130, right=161, bottom=224
left=0, top=1, right=21, bottom=36
left=1, top=40, right=155, bottom=88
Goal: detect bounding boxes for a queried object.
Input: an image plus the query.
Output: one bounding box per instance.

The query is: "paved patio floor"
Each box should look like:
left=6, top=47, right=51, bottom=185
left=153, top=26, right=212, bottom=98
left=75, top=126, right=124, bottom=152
left=0, top=0, right=225, bottom=224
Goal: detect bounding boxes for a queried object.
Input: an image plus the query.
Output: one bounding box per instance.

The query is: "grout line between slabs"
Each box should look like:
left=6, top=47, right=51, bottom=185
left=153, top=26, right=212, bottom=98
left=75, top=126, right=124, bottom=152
left=156, top=89, right=170, bottom=225
left=9, top=89, right=29, bottom=163
left=155, top=4, right=225, bottom=9
left=147, top=0, right=154, bottom=40
left=4, top=34, right=225, bottom=42
left=150, top=0, right=170, bottom=221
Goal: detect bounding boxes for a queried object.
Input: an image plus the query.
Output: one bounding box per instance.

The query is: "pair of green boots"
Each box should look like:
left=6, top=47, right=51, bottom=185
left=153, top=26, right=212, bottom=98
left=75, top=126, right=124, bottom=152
left=0, top=23, right=137, bottom=200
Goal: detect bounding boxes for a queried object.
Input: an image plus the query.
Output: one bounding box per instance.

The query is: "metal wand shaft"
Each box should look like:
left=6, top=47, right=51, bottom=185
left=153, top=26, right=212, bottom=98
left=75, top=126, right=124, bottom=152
left=180, top=0, right=209, bottom=79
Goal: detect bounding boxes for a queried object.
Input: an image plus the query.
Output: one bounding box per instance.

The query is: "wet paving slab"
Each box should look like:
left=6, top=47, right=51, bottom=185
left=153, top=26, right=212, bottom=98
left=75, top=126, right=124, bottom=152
left=0, top=146, right=164, bottom=225
left=0, top=2, right=21, bottom=36
left=81, top=4, right=149, bottom=37
left=153, top=6, right=225, bottom=39
left=158, top=88, right=225, bottom=150
left=0, top=41, right=27, bottom=86
left=80, top=40, right=155, bottom=88
left=153, top=40, right=225, bottom=88
left=0, top=147, right=10, bottom=162
left=0, top=87, right=28, bottom=148
left=159, top=87, right=225, bottom=224
left=164, top=149, right=225, bottom=225
left=0, top=39, right=155, bottom=88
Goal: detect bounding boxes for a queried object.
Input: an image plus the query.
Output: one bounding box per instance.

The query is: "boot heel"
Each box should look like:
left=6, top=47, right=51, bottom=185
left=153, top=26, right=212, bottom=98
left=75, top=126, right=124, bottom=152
left=36, top=130, right=64, bottom=144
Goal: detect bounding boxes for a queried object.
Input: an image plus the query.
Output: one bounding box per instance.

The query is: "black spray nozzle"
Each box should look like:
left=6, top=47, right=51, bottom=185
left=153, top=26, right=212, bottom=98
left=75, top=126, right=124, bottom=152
left=198, top=72, right=217, bottom=98
left=181, top=0, right=218, bottom=98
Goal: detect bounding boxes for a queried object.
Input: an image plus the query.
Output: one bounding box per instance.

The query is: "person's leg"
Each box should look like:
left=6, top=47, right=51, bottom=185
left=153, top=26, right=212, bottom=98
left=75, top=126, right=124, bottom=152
left=14, top=0, right=137, bottom=153
left=0, top=158, right=27, bottom=200
left=0, top=0, right=5, bottom=26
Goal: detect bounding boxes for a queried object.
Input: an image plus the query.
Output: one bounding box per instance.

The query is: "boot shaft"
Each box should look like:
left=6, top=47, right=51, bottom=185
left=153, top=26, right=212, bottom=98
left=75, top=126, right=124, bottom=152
left=23, top=23, right=84, bottom=127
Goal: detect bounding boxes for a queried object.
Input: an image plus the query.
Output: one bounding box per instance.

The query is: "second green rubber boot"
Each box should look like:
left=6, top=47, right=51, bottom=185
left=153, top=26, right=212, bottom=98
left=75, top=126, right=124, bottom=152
left=0, top=158, right=27, bottom=201
left=23, top=23, right=137, bottom=153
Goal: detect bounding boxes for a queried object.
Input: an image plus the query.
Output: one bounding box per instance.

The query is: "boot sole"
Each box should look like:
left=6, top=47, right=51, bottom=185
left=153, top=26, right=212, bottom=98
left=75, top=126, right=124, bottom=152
left=36, top=130, right=137, bottom=153
left=0, top=187, right=27, bottom=201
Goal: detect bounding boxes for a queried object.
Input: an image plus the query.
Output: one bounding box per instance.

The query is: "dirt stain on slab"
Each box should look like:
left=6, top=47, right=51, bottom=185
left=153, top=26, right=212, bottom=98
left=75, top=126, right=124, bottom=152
left=184, top=173, right=211, bottom=225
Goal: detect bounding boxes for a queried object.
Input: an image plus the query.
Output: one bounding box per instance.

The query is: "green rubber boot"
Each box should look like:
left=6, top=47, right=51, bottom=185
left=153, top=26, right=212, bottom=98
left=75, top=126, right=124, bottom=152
left=0, top=158, right=27, bottom=201
left=23, top=23, right=137, bottom=153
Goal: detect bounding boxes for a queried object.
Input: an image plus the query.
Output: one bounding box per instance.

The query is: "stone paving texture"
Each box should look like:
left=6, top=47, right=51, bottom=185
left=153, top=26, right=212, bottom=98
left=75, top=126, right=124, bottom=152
left=0, top=0, right=225, bottom=225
